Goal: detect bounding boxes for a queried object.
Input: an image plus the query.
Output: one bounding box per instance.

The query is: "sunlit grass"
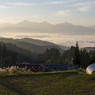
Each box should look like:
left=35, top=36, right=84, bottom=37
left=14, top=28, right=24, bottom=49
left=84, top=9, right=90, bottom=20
left=0, top=70, right=94, bottom=95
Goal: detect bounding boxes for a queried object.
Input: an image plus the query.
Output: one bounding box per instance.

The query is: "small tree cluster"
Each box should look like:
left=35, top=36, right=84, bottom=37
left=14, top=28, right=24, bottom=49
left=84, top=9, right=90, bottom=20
left=38, top=48, right=60, bottom=63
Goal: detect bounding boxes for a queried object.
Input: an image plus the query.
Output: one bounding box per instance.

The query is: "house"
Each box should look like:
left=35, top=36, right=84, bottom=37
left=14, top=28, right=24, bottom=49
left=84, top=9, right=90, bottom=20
left=15, top=62, right=43, bottom=72
left=15, top=62, right=79, bottom=72
left=43, top=63, right=79, bottom=72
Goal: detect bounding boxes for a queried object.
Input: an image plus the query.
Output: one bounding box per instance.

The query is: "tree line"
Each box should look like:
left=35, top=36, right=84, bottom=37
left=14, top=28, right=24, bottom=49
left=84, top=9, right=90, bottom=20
left=0, top=42, right=17, bottom=68
left=38, top=42, right=95, bottom=69
left=0, top=41, right=95, bottom=69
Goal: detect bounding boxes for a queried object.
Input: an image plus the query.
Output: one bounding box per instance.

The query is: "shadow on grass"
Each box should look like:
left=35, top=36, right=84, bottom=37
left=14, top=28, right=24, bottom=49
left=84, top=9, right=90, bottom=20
left=0, top=79, right=27, bottom=95
left=0, top=70, right=80, bottom=95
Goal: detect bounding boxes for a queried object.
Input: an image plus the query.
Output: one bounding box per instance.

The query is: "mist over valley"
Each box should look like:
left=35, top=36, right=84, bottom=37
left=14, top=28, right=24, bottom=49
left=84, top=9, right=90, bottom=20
left=0, top=21, right=95, bottom=47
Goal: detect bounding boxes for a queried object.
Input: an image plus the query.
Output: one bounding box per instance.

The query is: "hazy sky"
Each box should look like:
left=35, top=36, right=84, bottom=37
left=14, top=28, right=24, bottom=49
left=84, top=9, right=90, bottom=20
left=0, top=0, right=95, bottom=26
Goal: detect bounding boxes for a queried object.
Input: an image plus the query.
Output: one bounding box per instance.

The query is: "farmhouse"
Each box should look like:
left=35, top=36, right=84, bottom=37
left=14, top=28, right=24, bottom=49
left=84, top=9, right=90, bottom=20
left=43, top=63, right=79, bottom=72
left=15, top=63, right=43, bottom=72
left=15, top=62, right=79, bottom=72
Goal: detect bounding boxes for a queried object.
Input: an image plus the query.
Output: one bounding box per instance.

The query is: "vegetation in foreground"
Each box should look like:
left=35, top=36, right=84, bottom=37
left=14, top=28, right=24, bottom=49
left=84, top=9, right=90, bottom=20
left=0, top=70, right=94, bottom=95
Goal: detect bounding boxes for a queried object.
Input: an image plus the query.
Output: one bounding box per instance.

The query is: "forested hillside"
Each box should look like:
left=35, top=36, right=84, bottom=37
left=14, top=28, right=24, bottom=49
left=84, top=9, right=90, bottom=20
left=0, top=37, right=67, bottom=66
left=0, top=37, right=66, bottom=54
left=0, top=37, right=95, bottom=69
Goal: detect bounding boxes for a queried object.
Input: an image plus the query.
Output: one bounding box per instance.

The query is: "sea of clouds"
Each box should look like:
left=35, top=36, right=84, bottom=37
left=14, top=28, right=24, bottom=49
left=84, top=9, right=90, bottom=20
left=0, top=32, right=95, bottom=47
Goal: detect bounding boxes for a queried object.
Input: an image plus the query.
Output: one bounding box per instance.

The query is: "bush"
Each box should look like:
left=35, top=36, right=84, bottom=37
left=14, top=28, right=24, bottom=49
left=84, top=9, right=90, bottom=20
left=0, top=66, right=31, bottom=75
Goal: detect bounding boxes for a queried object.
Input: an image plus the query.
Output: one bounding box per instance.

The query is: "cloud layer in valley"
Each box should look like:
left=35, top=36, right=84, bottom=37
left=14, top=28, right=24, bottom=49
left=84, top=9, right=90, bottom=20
left=0, top=32, right=95, bottom=48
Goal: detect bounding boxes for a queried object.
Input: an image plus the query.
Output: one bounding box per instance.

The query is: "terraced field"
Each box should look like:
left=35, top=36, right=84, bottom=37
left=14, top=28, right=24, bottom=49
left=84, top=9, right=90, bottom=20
left=0, top=70, right=94, bottom=95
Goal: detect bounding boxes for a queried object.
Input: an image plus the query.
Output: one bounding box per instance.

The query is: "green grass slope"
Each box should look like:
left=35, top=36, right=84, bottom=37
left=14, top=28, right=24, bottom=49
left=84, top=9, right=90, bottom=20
left=0, top=70, right=95, bottom=95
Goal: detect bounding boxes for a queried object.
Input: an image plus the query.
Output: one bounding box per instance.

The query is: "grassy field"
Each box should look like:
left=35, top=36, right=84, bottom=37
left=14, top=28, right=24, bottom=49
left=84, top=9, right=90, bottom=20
left=0, top=70, right=95, bottom=95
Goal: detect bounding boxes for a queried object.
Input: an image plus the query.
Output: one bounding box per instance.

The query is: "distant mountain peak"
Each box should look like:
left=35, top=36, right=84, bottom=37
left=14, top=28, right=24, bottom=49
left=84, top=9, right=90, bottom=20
left=64, top=22, right=72, bottom=25
left=18, top=20, right=38, bottom=25
left=56, top=22, right=73, bottom=26
left=41, top=21, right=52, bottom=25
left=20, top=20, right=30, bottom=23
left=42, top=21, right=48, bottom=24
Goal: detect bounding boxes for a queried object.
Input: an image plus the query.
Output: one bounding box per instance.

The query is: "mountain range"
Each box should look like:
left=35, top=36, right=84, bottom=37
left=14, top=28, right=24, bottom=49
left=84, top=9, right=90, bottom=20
left=0, top=21, right=95, bottom=34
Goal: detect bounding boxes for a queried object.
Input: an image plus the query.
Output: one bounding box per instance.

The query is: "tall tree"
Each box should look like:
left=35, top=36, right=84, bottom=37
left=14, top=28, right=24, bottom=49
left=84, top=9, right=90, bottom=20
left=80, top=49, right=90, bottom=68
left=73, top=42, right=81, bottom=66
left=89, top=47, right=95, bottom=64
left=61, top=46, right=75, bottom=64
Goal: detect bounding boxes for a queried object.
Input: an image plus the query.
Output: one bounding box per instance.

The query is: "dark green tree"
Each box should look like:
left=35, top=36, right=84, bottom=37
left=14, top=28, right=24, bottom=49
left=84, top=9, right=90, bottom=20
left=38, top=48, right=61, bottom=63
left=61, top=46, right=75, bottom=64
left=80, top=49, right=90, bottom=68
left=89, top=47, right=95, bottom=64
left=73, top=42, right=81, bottom=66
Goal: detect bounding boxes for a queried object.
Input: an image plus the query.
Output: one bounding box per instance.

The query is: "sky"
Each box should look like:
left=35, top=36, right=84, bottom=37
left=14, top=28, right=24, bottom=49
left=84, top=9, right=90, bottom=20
left=0, top=0, right=95, bottom=26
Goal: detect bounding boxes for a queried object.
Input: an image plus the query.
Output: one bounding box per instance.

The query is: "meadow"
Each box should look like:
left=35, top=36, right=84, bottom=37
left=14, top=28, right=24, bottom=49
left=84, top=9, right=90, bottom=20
left=0, top=70, right=95, bottom=95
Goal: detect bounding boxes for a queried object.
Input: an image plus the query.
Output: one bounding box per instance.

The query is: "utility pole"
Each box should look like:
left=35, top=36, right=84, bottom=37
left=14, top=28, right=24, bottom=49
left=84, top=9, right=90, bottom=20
left=1, top=42, right=3, bottom=69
